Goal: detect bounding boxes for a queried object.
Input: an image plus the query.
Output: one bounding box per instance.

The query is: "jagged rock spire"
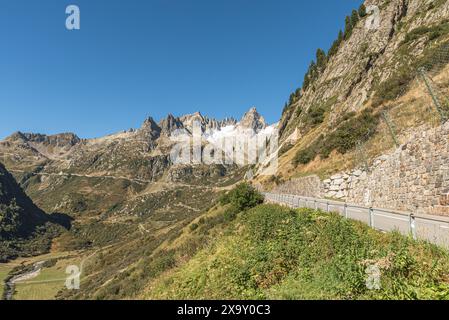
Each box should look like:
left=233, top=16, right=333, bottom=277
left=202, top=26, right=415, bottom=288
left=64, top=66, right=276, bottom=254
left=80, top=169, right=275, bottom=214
left=158, top=114, right=184, bottom=136
left=238, top=107, right=267, bottom=131
left=140, top=116, right=161, bottom=139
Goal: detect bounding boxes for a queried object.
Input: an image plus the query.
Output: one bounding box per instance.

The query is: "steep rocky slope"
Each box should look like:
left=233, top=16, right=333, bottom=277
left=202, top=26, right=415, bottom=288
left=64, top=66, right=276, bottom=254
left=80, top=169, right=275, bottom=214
left=256, top=0, right=449, bottom=193
left=278, top=0, right=449, bottom=141
left=0, top=162, right=47, bottom=238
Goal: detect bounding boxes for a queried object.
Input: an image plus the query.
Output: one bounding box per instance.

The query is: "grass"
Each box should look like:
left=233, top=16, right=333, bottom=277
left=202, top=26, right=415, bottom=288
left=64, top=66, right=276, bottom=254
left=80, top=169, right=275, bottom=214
left=0, top=250, right=81, bottom=300
left=143, top=204, right=449, bottom=300
left=13, top=255, right=82, bottom=300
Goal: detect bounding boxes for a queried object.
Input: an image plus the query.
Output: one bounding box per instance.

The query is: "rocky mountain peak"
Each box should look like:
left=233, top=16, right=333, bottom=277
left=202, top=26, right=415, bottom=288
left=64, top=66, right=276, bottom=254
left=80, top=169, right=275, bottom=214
left=5, top=131, right=27, bottom=143
left=238, top=107, right=267, bottom=131
left=159, top=114, right=184, bottom=136
left=180, top=112, right=238, bottom=133
left=141, top=116, right=161, bottom=139
left=6, top=132, right=80, bottom=148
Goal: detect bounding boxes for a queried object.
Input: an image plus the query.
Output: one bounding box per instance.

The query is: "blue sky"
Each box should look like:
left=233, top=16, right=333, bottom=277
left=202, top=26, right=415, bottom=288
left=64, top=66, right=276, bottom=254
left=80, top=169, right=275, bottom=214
left=0, top=0, right=363, bottom=139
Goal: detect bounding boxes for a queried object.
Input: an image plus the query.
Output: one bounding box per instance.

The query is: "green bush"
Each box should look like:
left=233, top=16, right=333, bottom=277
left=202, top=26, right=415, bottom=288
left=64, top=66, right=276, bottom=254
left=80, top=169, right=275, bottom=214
left=305, top=104, right=327, bottom=126
left=279, top=142, right=294, bottom=156
left=222, top=183, right=264, bottom=211
left=189, top=223, right=199, bottom=232
left=293, top=109, right=379, bottom=166
left=402, top=22, right=449, bottom=45
left=372, top=66, right=415, bottom=108
left=293, top=145, right=319, bottom=165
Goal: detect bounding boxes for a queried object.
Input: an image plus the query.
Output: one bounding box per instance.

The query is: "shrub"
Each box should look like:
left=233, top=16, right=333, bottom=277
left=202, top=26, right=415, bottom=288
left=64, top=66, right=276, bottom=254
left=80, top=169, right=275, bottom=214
left=224, top=183, right=264, bottom=211
left=293, top=145, right=318, bottom=165
left=268, top=175, right=284, bottom=186
left=305, top=104, right=327, bottom=126
left=293, top=109, right=379, bottom=166
left=321, top=109, right=379, bottom=157
left=189, top=223, right=199, bottom=232
left=372, top=66, right=415, bottom=108
left=223, top=206, right=238, bottom=222
left=279, top=142, right=294, bottom=156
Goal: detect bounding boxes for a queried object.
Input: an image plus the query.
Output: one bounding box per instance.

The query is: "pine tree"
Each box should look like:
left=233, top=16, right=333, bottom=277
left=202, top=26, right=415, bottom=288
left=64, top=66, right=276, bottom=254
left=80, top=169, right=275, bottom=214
left=344, top=16, right=352, bottom=39
left=351, top=10, right=360, bottom=27
left=303, top=71, right=311, bottom=90
left=282, top=102, right=289, bottom=115
left=289, top=93, right=296, bottom=105
left=316, top=48, right=327, bottom=71
left=328, top=30, right=344, bottom=57
left=337, top=30, right=344, bottom=43
left=358, top=4, right=367, bottom=17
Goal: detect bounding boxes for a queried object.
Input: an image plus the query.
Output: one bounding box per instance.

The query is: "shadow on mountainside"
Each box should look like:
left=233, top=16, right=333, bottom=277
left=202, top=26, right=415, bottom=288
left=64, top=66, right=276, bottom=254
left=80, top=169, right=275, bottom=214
left=0, top=162, right=71, bottom=262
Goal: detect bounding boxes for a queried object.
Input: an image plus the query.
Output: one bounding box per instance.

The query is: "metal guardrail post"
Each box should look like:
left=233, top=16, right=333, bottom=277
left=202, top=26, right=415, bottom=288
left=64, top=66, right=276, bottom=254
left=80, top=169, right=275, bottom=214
left=409, top=214, right=417, bottom=240
left=369, top=207, right=374, bottom=228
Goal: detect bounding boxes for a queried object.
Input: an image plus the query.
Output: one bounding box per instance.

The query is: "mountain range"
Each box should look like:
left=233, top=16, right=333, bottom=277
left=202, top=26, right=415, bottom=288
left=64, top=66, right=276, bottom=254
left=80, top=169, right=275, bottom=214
left=1, top=0, right=449, bottom=300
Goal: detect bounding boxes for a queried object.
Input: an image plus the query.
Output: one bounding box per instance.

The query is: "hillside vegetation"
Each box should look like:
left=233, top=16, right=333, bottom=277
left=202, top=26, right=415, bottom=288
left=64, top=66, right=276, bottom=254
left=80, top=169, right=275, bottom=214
left=110, top=184, right=449, bottom=300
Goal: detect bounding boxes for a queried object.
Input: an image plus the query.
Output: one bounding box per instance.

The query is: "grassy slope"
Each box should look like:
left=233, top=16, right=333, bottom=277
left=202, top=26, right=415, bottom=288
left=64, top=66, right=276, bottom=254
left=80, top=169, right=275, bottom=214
left=142, top=204, right=449, bottom=300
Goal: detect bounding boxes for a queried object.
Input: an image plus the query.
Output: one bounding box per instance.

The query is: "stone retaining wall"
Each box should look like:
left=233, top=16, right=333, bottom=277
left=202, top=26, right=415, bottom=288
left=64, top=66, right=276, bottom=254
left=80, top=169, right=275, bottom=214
left=271, top=175, right=322, bottom=198
left=273, top=122, right=449, bottom=216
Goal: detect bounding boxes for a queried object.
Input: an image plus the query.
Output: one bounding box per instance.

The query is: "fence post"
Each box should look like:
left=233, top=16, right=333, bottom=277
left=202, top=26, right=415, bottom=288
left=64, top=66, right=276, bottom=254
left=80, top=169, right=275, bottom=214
left=369, top=207, right=374, bottom=228
left=326, top=201, right=329, bottom=212
left=409, top=214, right=417, bottom=240
left=314, top=200, right=318, bottom=210
left=382, top=110, right=400, bottom=147
left=419, top=68, right=448, bottom=123
left=344, top=203, right=348, bottom=219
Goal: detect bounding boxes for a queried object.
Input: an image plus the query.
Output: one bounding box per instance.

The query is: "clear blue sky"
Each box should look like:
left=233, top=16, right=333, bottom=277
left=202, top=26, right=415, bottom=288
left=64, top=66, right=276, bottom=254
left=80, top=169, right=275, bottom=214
left=0, top=0, right=363, bottom=139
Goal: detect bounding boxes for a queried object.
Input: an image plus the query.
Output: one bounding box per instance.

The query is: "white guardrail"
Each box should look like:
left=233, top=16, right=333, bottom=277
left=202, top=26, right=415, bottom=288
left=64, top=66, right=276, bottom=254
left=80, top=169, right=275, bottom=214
left=263, top=192, right=449, bottom=249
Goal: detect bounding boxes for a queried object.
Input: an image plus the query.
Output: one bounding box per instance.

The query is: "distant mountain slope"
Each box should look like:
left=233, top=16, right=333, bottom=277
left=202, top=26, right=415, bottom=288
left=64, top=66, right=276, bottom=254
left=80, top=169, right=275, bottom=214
left=0, top=107, right=270, bottom=218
